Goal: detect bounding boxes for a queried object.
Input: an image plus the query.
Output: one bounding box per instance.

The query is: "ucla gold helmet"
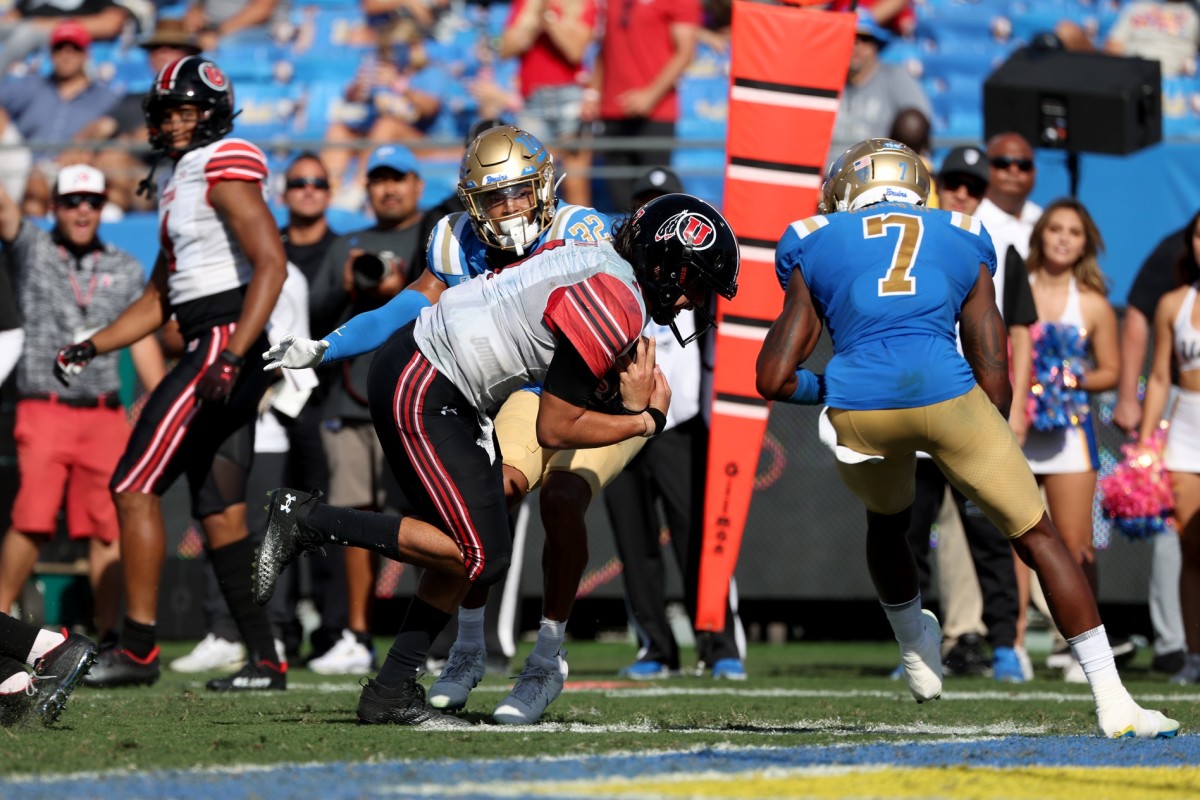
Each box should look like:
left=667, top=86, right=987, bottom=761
left=819, top=138, right=931, bottom=214
left=457, top=125, right=556, bottom=254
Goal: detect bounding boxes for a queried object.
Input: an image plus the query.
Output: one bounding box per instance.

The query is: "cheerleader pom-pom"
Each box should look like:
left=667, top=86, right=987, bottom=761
left=1027, top=322, right=1090, bottom=432
left=1099, top=427, right=1175, bottom=541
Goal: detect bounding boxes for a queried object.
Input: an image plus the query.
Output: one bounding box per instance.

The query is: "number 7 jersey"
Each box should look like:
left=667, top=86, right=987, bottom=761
left=775, top=201, right=997, bottom=410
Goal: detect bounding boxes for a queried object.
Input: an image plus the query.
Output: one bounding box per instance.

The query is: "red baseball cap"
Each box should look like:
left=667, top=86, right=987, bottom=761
left=50, top=20, right=92, bottom=51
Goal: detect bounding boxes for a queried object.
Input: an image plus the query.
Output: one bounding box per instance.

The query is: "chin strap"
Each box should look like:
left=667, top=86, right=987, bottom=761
left=135, top=155, right=162, bottom=199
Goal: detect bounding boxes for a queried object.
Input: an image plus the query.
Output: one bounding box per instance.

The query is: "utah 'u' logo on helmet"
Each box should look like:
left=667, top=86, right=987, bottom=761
left=653, top=211, right=717, bottom=250
left=199, top=62, right=227, bottom=91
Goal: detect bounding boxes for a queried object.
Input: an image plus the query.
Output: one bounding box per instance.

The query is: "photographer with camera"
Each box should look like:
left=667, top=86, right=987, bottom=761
left=305, top=144, right=426, bottom=674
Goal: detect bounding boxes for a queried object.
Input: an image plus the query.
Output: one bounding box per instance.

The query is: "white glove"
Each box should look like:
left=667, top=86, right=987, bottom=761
left=262, top=334, right=330, bottom=370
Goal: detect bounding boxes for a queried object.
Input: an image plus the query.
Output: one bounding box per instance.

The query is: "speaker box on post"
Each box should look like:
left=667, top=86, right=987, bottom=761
left=983, top=48, right=1161, bottom=155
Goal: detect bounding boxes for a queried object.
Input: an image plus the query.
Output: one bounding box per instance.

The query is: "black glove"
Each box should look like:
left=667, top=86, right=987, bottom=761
left=196, top=350, right=244, bottom=403
left=54, top=340, right=97, bottom=387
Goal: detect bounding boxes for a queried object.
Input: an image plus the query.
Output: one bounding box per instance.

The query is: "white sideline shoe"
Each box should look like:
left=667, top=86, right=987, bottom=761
left=1097, top=695, right=1180, bottom=739
left=493, top=650, right=567, bottom=725
left=428, top=642, right=486, bottom=710
left=169, top=634, right=245, bottom=673
left=899, top=610, right=943, bottom=703
left=308, top=630, right=374, bottom=675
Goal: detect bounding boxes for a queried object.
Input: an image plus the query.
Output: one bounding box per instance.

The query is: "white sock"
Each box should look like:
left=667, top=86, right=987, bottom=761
left=881, top=595, right=924, bottom=647
left=1069, top=625, right=1127, bottom=705
left=531, top=617, right=566, bottom=661
left=457, top=606, right=486, bottom=649
left=0, top=671, right=32, bottom=694
left=27, top=629, right=66, bottom=666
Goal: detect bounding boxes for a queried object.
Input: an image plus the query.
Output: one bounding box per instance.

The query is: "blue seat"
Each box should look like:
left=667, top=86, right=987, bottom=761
left=232, top=82, right=301, bottom=144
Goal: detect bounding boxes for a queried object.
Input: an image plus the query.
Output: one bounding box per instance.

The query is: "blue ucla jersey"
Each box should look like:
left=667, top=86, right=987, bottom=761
left=426, top=203, right=613, bottom=287
left=776, top=202, right=997, bottom=410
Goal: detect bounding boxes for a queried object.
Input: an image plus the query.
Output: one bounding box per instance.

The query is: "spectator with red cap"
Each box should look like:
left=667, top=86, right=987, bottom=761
left=0, top=19, right=121, bottom=215
left=0, top=164, right=163, bottom=644
left=0, top=1, right=137, bottom=75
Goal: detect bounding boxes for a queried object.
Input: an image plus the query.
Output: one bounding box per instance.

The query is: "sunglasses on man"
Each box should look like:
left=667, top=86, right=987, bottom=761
left=989, top=156, right=1034, bottom=172
left=941, top=175, right=986, bottom=198
left=57, top=194, right=105, bottom=210
left=285, top=177, right=330, bottom=191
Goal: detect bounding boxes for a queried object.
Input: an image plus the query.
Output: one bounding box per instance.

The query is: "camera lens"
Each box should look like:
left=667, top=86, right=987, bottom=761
left=351, top=253, right=388, bottom=290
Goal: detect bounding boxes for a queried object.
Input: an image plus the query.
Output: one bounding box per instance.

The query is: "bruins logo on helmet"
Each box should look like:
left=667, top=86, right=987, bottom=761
left=457, top=126, right=556, bottom=255
left=819, top=138, right=931, bottom=214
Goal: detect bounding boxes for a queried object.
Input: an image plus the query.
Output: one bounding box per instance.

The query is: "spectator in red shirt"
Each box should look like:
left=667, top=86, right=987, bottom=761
left=583, top=0, right=701, bottom=211
left=499, top=0, right=599, bottom=207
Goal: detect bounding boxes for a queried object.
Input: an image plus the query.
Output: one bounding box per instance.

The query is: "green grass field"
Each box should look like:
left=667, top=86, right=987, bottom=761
left=3, top=638, right=1195, bottom=784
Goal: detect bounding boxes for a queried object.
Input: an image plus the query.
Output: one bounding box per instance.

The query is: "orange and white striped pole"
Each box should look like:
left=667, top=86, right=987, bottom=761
left=697, top=1, right=856, bottom=632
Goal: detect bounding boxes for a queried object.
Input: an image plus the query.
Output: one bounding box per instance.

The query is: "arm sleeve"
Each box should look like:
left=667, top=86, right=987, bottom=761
left=542, top=335, right=605, bottom=409
left=322, top=289, right=432, bottom=362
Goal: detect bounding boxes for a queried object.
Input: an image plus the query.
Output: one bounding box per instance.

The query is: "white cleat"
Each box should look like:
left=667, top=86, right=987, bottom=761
left=169, top=634, right=246, bottom=674
left=428, top=642, right=486, bottom=710
left=493, top=650, right=567, bottom=725
left=900, top=610, right=943, bottom=704
left=308, top=630, right=374, bottom=676
left=1097, top=698, right=1181, bottom=739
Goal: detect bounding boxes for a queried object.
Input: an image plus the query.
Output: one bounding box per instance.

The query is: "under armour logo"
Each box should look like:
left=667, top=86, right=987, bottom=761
left=280, top=493, right=296, bottom=513
left=440, top=406, right=458, bottom=416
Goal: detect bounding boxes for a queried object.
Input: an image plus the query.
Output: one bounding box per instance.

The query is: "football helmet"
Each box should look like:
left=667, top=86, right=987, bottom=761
left=819, top=138, right=931, bottom=214
left=143, top=56, right=236, bottom=157
left=617, top=193, right=739, bottom=346
left=457, top=126, right=556, bottom=255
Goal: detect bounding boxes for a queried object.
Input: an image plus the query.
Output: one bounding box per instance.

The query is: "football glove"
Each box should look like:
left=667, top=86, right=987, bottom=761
left=54, top=340, right=97, bottom=387
left=262, top=334, right=330, bottom=370
left=196, top=350, right=244, bottom=403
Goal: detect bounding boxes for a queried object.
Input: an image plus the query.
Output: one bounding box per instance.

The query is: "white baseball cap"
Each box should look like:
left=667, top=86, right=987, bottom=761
left=55, top=164, right=107, bottom=197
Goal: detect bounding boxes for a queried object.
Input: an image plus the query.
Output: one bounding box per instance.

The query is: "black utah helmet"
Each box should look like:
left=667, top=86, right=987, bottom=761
left=619, top=193, right=739, bottom=346
left=143, top=56, right=236, bottom=157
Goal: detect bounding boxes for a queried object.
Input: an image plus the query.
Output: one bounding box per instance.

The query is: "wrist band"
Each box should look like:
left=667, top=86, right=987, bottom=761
left=219, top=349, right=245, bottom=367
left=643, top=407, right=666, bottom=437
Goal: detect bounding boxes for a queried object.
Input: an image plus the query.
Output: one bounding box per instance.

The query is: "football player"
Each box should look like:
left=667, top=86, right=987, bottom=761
left=256, top=193, right=739, bottom=726
left=756, top=137, right=1178, bottom=739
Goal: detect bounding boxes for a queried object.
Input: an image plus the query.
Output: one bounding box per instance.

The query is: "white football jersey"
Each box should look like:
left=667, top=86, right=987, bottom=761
left=157, top=137, right=269, bottom=306
left=414, top=239, right=647, bottom=416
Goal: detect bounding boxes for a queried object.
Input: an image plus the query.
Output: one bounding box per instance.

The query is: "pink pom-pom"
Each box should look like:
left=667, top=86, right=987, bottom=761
left=1099, top=426, right=1175, bottom=540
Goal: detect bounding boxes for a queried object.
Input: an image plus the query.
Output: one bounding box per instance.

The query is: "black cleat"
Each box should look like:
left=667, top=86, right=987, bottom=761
left=942, top=633, right=990, bottom=677
left=81, top=645, right=159, bottom=688
left=33, top=632, right=98, bottom=724
left=1152, top=649, right=1186, bottom=675
left=206, top=659, right=287, bottom=691
left=253, top=488, right=325, bottom=606
left=357, top=677, right=472, bottom=727
left=1110, top=635, right=1143, bottom=668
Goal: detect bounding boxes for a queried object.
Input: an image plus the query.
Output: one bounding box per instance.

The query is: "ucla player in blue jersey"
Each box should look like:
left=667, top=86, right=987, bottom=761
left=265, top=126, right=644, bottom=724
left=756, top=138, right=1178, bottom=739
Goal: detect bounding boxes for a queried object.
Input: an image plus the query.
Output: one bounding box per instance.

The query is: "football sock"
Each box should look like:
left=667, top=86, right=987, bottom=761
left=1069, top=624, right=1123, bottom=700
left=122, top=617, right=158, bottom=660
left=881, top=595, right=924, bottom=646
left=0, top=666, right=30, bottom=695
left=377, top=597, right=451, bottom=687
left=210, top=537, right=279, bottom=665
left=0, top=615, right=38, bottom=664
left=457, top=606, right=486, bottom=650
left=28, top=628, right=68, bottom=664
left=307, top=504, right=404, bottom=562
left=531, top=617, right=566, bottom=661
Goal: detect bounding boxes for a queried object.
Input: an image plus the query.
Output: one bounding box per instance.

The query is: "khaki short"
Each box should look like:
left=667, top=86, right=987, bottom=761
left=494, top=390, right=646, bottom=500
left=321, top=420, right=388, bottom=508
left=827, top=385, right=1045, bottom=538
